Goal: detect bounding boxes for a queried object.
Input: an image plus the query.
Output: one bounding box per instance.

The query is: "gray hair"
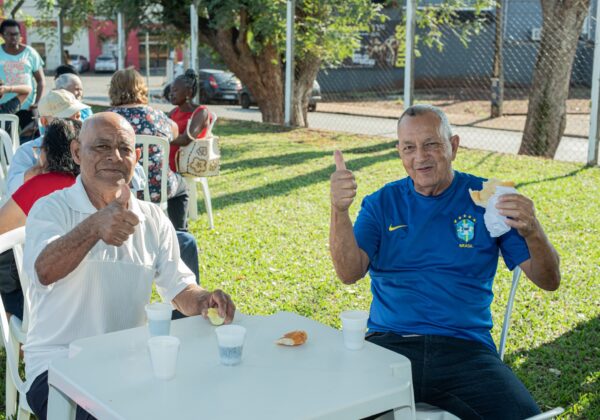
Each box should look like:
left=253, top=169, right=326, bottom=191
left=398, top=104, right=453, bottom=141
left=55, top=73, right=82, bottom=90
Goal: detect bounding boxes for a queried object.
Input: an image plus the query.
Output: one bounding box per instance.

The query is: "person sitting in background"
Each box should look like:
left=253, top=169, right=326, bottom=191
left=167, top=69, right=210, bottom=172
left=0, top=118, right=81, bottom=320
left=0, top=80, right=32, bottom=114
left=6, top=89, right=86, bottom=195
left=55, top=73, right=92, bottom=120
left=108, top=67, right=190, bottom=232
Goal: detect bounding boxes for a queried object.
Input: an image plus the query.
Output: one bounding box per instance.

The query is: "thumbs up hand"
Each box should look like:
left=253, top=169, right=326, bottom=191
left=330, top=150, right=357, bottom=212
left=95, top=182, right=140, bottom=246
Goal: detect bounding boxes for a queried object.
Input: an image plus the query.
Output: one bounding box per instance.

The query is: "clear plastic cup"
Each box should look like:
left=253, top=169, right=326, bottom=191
left=145, top=302, right=173, bottom=337
left=215, top=325, right=246, bottom=366
left=148, top=336, right=180, bottom=380
left=340, top=310, right=369, bottom=350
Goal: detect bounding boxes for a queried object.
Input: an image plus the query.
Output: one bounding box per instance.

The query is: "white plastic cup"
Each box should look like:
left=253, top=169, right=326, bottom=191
left=215, top=325, right=246, bottom=366
left=145, top=302, right=173, bottom=337
left=148, top=336, right=180, bottom=380
left=340, top=310, right=369, bottom=350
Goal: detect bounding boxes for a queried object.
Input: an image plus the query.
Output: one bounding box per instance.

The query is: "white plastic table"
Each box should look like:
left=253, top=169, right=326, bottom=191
left=47, top=311, right=415, bottom=420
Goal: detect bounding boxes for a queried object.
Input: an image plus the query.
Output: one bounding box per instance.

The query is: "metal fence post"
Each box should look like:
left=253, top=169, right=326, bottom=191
left=117, top=13, right=125, bottom=70
left=284, top=0, right=295, bottom=127
left=404, top=0, right=416, bottom=109
left=190, top=3, right=200, bottom=102
left=588, top=4, right=600, bottom=165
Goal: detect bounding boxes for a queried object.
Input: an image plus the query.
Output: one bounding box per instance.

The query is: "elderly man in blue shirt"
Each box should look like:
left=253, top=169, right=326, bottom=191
left=329, top=104, right=560, bottom=419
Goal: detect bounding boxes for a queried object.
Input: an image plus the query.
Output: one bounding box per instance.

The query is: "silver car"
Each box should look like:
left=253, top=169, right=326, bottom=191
left=94, top=55, right=117, bottom=73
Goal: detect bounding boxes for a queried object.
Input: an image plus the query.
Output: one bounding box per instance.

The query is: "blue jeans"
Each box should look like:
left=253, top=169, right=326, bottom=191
left=366, top=333, right=540, bottom=420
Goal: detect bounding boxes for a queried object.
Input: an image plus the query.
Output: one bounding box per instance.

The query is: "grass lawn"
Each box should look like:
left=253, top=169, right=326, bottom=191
left=1, top=118, right=598, bottom=419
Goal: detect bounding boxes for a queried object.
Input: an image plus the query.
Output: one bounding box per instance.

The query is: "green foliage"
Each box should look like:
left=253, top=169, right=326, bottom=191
left=34, top=0, right=95, bottom=50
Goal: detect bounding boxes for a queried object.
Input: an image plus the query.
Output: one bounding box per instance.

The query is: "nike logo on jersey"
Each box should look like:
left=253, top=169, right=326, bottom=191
left=388, top=224, right=407, bottom=232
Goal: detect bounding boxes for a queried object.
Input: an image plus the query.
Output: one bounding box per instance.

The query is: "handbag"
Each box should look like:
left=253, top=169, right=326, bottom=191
left=175, top=112, right=220, bottom=177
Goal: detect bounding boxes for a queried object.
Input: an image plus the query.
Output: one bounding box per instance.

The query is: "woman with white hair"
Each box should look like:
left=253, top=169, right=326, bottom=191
left=54, top=73, right=92, bottom=120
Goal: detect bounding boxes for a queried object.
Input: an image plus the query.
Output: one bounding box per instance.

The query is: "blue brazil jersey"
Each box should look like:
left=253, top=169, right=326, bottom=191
left=354, top=171, right=530, bottom=351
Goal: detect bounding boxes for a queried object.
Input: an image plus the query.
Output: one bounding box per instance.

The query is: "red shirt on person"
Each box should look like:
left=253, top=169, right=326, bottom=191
left=169, top=106, right=209, bottom=172
left=12, top=172, right=76, bottom=215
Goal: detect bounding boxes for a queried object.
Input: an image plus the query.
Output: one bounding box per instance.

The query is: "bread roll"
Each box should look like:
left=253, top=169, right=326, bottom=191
left=469, top=179, right=515, bottom=208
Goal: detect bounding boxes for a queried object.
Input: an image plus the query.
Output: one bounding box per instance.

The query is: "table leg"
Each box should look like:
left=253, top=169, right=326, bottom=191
left=47, top=384, right=76, bottom=420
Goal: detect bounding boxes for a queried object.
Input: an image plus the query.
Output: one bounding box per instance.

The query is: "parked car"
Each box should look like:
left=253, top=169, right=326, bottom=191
left=162, top=67, right=242, bottom=105
left=94, top=54, right=117, bottom=73
left=239, top=80, right=322, bottom=111
left=69, top=55, right=90, bottom=73
left=198, top=69, right=242, bottom=104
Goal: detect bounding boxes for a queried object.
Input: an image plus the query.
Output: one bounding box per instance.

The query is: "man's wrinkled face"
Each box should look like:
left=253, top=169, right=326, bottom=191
left=68, top=80, right=84, bottom=101
left=1, top=26, right=21, bottom=48
left=73, top=116, right=139, bottom=188
left=397, top=112, right=459, bottom=196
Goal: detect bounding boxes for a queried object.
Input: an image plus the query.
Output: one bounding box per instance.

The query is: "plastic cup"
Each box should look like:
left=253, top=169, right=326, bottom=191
left=148, top=336, right=180, bottom=380
left=145, top=302, right=173, bottom=337
left=340, top=310, right=369, bottom=350
left=215, top=325, right=246, bottom=366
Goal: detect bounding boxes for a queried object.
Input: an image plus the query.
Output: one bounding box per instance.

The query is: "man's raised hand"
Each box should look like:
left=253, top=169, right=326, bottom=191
left=96, top=183, right=140, bottom=246
left=330, top=150, right=357, bottom=212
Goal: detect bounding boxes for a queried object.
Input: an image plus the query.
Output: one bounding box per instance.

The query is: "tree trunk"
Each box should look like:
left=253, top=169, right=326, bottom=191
left=291, top=53, right=321, bottom=127
left=520, top=0, right=590, bottom=157
left=198, top=10, right=285, bottom=125
left=58, top=10, right=66, bottom=65
left=197, top=9, right=318, bottom=127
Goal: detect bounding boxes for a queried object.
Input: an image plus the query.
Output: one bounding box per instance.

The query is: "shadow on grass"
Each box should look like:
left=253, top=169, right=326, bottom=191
left=214, top=151, right=398, bottom=210
left=463, top=152, right=497, bottom=171
left=221, top=140, right=397, bottom=173
left=516, top=166, right=590, bottom=188
left=508, top=316, right=599, bottom=417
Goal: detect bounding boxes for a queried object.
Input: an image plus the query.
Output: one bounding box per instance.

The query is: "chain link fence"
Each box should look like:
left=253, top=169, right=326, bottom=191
left=315, top=1, right=595, bottom=164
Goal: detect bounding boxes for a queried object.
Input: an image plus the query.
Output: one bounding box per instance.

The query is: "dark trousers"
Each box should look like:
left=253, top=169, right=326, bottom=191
left=366, top=333, right=540, bottom=420
left=0, top=249, right=23, bottom=319
left=167, top=174, right=189, bottom=232
left=26, top=371, right=97, bottom=420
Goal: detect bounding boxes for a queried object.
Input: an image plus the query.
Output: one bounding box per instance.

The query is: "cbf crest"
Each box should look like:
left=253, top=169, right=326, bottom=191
left=454, top=214, right=476, bottom=248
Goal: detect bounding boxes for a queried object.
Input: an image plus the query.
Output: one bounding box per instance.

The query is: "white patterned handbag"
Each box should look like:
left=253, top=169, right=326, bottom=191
left=175, top=111, right=220, bottom=177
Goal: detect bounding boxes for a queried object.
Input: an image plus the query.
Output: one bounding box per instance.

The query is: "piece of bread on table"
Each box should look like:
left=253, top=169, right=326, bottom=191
left=469, top=178, right=515, bottom=208
left=275, top=330, right=307, bottom=346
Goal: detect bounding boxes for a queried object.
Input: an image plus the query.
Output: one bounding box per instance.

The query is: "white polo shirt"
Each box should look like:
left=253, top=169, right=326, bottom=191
left=23, top=176, right=195, bottom=390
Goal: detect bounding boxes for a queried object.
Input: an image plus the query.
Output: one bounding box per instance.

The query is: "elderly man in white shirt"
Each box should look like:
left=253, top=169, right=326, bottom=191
left=23, top=112, right=235, bottom=420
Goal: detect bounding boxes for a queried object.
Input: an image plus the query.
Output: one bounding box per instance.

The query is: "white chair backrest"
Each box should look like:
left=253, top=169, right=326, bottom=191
left=0, top=227, right=28, bottom=398
left=0, top=129, right=14, bottom=202
left=135, top=135, right=170, bottom=212
left=0, top=114, right=20, bottom=152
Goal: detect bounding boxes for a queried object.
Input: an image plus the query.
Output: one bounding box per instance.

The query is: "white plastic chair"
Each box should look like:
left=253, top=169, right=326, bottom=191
left=183, top=111, right=216, bottom=229
left=376, top=267, right=564, bottom=420
left=0, top=114, right=19, bottom=152
left=135, top=135, right=170, bottom=214
left=0, top=129, right=14, bottom=204
left=0, top=227, right=32, bottom=420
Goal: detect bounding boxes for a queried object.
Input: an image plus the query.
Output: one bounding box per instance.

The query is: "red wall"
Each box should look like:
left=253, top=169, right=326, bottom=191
left=88, top=18, right=140, bottom=70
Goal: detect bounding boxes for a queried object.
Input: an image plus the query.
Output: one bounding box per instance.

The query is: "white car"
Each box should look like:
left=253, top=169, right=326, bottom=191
left=94, top=55, right=117, bottom=73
